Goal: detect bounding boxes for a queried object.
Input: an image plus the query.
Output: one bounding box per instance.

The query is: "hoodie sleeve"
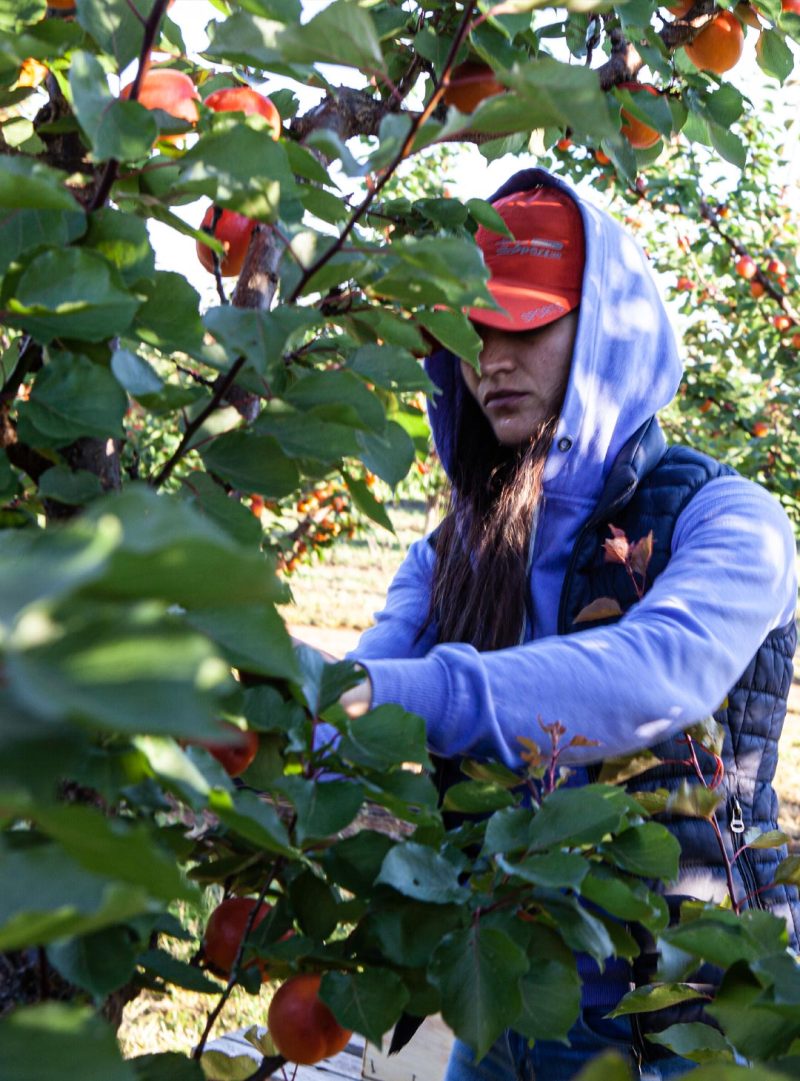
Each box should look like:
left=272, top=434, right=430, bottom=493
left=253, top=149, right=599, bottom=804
left=357, top=475, right=797, bottom=769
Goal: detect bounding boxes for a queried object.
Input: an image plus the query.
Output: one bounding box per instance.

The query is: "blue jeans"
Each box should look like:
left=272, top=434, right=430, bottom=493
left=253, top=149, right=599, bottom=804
left=443, top=1010, right=697, bottom=1081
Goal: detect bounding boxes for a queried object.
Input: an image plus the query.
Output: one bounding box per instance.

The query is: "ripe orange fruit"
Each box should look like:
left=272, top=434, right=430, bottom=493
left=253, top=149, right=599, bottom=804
left=197, top=206, right=256, bottom=277
left=735, top=255, right=757, bottom=280
left=699, top=398, right=714, bottom=413
left=556, top=136, right=572, bottom=150
left=204, top=897, right=271, bottom=978
left=595, top=149, right=611, bottom=165
left=268, top=974, right=352, bottom=1065
left=443, top=61, right=504, bottom=113
left=752, top=421, right=769, bottom=437
left=685, top=11, right=745, bottom=73
left=676, top=276, right=696, bottom=291
left=205, top=86, right=281, bottom=140
left=668, top=0, right=693, bottom=14
left=782, top=0, right=800, bottom=12
left=791, top=333, right=800, bottom=349
left=195, top=721, right=259, bottom=776
left=767, top=258, right=787, bottom=276
left=773, top=314, right=793, bottom=331
left=750, top=280, right=765, bottom=298
left=618, top=83, right=661, bottom=149
left=121, top=68, right=200, bottom=141
left=47, top=0, right=76, bottom=8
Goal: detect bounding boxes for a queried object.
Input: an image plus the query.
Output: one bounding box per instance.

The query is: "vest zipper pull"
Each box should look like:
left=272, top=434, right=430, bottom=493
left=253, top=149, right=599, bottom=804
left=730, top=795, right=745, bottom=834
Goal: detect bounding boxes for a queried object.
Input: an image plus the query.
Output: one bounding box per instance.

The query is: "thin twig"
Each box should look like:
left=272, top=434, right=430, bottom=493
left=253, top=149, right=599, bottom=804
left=89, top=0, right=170, bottom=211
left=287, top=1, right=478, bottom=304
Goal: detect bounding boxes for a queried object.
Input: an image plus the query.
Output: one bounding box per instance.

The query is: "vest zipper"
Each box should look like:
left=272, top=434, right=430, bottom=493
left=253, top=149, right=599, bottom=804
left=729, top=791, right=765, bottom=910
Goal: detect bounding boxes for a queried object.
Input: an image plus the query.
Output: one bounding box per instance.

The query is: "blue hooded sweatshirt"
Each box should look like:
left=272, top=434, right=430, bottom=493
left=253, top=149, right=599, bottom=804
left=350, top=169, right=796, bottom=776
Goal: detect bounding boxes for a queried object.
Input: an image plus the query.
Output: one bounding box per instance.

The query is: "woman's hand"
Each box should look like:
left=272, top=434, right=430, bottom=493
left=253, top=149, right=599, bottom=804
left=340, top=672, right=372, bottom=719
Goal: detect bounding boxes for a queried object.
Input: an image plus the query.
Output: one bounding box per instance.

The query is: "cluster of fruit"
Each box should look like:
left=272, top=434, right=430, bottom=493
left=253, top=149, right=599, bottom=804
left=203, top=897, right=351, bottom=1065
left=278, top=483, right=358, bottom=574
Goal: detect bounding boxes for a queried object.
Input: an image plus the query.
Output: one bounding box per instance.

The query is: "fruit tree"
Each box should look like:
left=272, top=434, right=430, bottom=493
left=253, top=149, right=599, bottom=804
left=0, top=1, right=799, bottom=1080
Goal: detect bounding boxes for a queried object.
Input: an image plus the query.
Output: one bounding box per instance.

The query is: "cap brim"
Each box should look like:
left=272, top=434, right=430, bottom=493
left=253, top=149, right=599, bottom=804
left=468, top=282, right=579, bottom=331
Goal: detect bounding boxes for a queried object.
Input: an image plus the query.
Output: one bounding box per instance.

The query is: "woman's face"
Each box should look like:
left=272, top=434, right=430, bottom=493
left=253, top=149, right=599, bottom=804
left=459, top=309, right=579, bottom=446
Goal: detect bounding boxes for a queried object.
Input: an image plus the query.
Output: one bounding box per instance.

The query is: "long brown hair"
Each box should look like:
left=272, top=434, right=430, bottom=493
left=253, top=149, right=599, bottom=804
left=428, top=387, right=562, bottom=651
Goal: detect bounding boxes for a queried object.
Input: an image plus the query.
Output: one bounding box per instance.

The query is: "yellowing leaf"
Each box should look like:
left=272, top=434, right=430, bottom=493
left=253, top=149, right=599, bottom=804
left=573, top=597, right=623, bottom=624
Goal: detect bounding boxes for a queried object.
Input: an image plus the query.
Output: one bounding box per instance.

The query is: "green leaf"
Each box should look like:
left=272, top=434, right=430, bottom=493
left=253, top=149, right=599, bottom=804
left=484, top=806, right=534, bottom=855
left=528, top=785, right=636, bottom=850
left=321, top=968, right=409, bottom=1048
left=47, top=925, right=139, bottom=998
left=416, top=309, right=484, bottom=366
left=277, top=776, right=364, bottom=844
left=322, top=831, right=396, bottom=895
left=0, top=156, right=79, bottom=211
left=663, top=910, right=764, bottom=968
left=444, top=780, right=516, bottom=814
left=646, top=1022, right=734, bottom=1063
left=599, top=822, right=680, bottom=880
left=0, top=206, right=85, bottom=276
left=356, top=420, right=415, bottom=487
left=38, top=466, right=104, bottom=506
left=209, top=787, right=295, bottom=855
left=615, top=85, right=673, bottom=139
left=85, top=210, right=155, bottom=287
left=33, top=803, right=197, bottom=902
left=338, top=704, right=430, bottom=770
left=111, top=349, right=163, bottom=398
left=181, top=472, right=263, bottom=548
left=610, top=982, right=709, bottom=1017
left=197, top=1051, right=261, bottom=1081
left=69, top=50, right=156, bottom=161
left=203, top=305, right=321, bottom=380
left=537, top=893, right=615, bottom=964
left=707, top=120, right=747, bottom=171
left=0, top=1003, right=136, bottom=1081
left=275, top=0, right=386, bottom=72
left=201, top=432, right=300, bottom=498
left=287, top=869, right=340, bottom=939
left=572, top=1051, right=634, bottom=1081
left=8, top=249, right=141, bottom=343
left=345, top=473, right=395, bottom=533
left=707, top=960, right=800, bottom=1060
left=514, top=959, right=581, bottom=1042
left=466, top=197, right=514, bottom=236
left=497, top=851, right=588, bottom=891
left=186, top=606, right=299, bottom=683
left=18, top=352, right=127, bottom=447
left=0, top=842, right=150, bottom=951
left=178, top=128, right=301, bottom=221
left=137, top=948, right=222, bottom=994
left=580, top=867, right=668, bottom=926
left=130, top=1053, right=206, bottom=1081
left=7, top=606, right=226, bottom=739
left=377, top=842, right=466, bottom=904
left=349, top=344, right=435, bottom=394
left=203, top=11, right=288, bottom=70
left=82, top=487, right=287, bottom=609
left=773, top=854, right=800, bottom=886
left=366, top=898, right=464, bottom=967
left=76, top=0, right=164, bottom=69
left=756, top=28, right=794, bottom=84
left=133, top=272, right=212, bottom=363
left=505, top=57, right=616, bottom=139
left=597, top=750, right=662, bottom=785
left=370, top=236, right=492, bottom=311
left=430, top=925, right=528, bottom=1059
left=745, top=829, right=790, bottom=849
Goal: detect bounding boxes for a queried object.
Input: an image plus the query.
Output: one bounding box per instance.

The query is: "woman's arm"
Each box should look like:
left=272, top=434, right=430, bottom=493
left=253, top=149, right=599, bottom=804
left=357, top=476, right=797, bottom=768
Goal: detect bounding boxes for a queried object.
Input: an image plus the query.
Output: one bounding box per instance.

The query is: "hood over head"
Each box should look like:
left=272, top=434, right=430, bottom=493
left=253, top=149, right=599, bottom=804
left=426, top=168, right=683, bottom=514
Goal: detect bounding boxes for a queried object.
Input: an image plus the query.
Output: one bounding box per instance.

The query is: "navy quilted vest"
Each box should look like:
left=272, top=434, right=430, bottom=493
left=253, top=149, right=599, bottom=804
left=559, top=418, right=800, bottom=947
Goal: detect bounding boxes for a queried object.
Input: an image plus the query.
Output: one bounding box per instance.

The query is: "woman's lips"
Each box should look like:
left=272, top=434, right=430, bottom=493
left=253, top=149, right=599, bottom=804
left=484, top=391, right=527, bottom=410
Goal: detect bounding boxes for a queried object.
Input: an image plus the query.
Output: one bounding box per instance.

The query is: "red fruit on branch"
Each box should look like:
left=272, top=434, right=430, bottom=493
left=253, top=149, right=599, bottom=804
left=443, top=61, right=504, bottom=113
left=685, top=11, right=744, bottom=73
left=196, top=721, right=259, bottom=776
left=268, top=974, right=352, bottom=1065
left=618, top=83, right=661, bottom=150
left=205, top=86, right=282, bottom=140
left=197, top=206, right=256, bottom=277
left=120, top=68, right=200, bottom=142
left=204, top=897, right=271, bottom=977
left=735, top=255, right=758, bottom=280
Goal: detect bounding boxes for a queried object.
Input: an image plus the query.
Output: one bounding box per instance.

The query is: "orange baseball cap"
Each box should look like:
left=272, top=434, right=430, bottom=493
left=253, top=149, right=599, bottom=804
left=468, top=186, right=585, bottom=331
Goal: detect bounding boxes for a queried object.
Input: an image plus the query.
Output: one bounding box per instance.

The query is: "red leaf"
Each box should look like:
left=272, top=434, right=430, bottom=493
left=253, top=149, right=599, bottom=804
left=573, top=596, right=624, bottom=624
left=629, top=531, right=654, bottom=578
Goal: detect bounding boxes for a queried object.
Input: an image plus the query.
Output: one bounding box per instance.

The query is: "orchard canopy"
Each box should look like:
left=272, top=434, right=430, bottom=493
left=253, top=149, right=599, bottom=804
left=0, top=1, right=799, bottom=1080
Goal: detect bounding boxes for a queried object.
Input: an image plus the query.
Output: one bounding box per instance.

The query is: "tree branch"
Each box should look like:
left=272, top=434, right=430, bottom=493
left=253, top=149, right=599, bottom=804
left=287, top=0, right=479, bottom=304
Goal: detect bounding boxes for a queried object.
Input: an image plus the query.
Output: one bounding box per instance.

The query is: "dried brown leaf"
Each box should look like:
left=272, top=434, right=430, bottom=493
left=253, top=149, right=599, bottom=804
left=629, top=531, right=654, bottom=578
